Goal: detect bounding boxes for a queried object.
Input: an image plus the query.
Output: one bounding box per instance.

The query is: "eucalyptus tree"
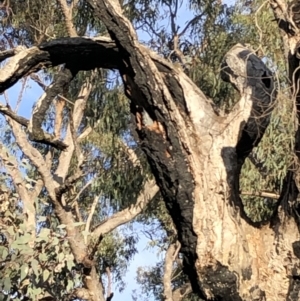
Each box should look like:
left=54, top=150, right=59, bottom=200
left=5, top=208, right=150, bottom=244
left=1, top=0, right=300, bottom=300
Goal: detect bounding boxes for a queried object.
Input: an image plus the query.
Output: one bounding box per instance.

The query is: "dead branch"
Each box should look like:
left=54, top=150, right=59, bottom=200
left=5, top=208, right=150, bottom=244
left=221, top=44, right=276, bottom=166
left=0, top=37, right=121, bottom=93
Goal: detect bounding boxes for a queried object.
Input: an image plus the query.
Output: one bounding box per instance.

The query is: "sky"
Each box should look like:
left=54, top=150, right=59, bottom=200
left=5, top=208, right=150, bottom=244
left=0, top=0, right=237, bottom=300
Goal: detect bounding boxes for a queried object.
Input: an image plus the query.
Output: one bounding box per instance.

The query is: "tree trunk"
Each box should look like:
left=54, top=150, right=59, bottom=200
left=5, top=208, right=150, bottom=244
left=86, top=1, right=300, bottom=300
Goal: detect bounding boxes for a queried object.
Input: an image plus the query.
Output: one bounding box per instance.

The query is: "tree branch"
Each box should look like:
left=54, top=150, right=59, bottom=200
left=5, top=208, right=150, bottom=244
left=91, top=179, right=159, bottom=239
left=27, top=68, right=76, bottom=150
left=85, top=194, right=100, bottom=234
left=6, top=118, right=56, bottom=197
left=0, top=141, right=35, bottom=237
left=0, top=103, right=29, bottom=126
left=178, top=14, right=204, bottom=37
left=0, top=37, right=122, bottom=93
left=0, top=45, right=26, bottom=63
left=0, top=102, right=68, bottom=150
left=105, top=267, right=113, bottom=301
left=163, top=242, right=179, bottom=301
left=241, top=191, right=280, bottom=200
left=54, top=71, right=95, bottom=183
left=221, top=44, right=276, bottom=166
left=7, top=117, right=106, bottom=300
left=57, top=0, right=78, bottom=37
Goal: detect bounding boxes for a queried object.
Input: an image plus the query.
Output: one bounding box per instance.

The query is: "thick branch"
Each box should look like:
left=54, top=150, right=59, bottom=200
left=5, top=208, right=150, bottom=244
left=0, top=37, right=122, bottom=93
left=7, top=118, right=105, bottom=301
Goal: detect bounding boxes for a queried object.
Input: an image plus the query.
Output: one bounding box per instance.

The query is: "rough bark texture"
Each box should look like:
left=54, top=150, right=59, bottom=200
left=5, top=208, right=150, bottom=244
left=85, top=1, right=283, bottom=300
left=2, top=0, right=300, bottom=299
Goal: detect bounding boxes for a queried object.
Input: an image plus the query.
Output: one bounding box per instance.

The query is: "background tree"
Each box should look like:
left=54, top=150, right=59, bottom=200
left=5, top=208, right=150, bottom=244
left=1, top=0, right=300, bottom=300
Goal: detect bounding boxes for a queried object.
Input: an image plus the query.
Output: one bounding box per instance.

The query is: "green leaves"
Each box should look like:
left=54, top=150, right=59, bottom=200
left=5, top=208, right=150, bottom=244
left=31, top=259, right=39, bottom=276
left=20, top=264, right=29, bottom=281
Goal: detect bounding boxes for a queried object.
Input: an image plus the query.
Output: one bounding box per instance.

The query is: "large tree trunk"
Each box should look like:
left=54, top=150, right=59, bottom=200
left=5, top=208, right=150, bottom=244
left=86, top=1, right=300, bottom=300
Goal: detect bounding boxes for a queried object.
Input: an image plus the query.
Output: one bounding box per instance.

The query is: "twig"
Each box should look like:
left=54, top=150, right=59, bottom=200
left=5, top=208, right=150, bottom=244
left=178, top=14, right=204, bottom=37
left=71, top=178, right=95, bottom=205
left=29, top=25, right=56, bottom=40
left=241, top=191, right=280, bottom=200
left=15, top=76, right=28, bottom=113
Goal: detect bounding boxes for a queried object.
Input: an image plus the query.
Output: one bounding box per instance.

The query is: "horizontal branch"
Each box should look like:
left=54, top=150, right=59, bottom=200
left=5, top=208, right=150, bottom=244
left=241, top=191, right=280, bottom=200
left=0, top=36, right=178, bottom=95
left=0, top=37, right=122, bottom=93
